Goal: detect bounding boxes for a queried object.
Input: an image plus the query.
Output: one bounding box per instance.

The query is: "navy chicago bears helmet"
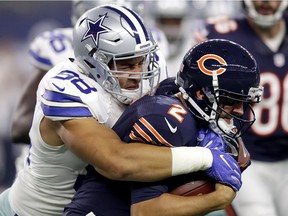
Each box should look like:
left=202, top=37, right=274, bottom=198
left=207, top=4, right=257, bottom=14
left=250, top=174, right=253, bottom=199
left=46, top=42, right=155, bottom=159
left=176, top=39, right=263, bottom=138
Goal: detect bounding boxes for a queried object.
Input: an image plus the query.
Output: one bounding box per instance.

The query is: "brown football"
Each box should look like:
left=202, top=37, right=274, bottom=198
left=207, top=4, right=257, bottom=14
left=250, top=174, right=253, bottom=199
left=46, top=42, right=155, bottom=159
left=170, top=174, right=215, bottom=196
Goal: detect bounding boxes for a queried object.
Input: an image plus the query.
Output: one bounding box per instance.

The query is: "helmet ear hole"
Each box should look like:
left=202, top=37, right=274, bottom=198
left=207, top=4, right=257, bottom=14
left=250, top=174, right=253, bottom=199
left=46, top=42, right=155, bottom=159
left=195, top=89, right=204, bottom=100
left=83, top=60, right=95, bottom=69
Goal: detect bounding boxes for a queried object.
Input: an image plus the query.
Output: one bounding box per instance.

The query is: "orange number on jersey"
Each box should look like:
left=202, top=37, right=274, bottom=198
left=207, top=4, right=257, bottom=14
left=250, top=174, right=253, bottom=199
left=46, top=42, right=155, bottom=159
left=167, top=104, right=187, bottom=123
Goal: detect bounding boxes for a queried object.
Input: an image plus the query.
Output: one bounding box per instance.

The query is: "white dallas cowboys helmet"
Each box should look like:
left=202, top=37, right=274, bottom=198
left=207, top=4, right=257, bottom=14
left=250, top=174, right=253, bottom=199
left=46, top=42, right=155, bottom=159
left=73, top=4, right=160, bottom=104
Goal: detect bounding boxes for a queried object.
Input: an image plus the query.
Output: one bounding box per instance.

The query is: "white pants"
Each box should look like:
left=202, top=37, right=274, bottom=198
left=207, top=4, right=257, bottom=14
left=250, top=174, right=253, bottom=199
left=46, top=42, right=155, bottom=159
left=0, top=188, right=17, bottom=216
left=233, top=159, right=288, bottom=216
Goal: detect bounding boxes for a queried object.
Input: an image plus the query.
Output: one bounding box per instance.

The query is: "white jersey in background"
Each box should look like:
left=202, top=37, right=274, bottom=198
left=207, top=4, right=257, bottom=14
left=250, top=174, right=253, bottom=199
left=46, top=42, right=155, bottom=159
left=29, top=28, right=74, bottom=71
left=9, top=60, right=126, bottom=216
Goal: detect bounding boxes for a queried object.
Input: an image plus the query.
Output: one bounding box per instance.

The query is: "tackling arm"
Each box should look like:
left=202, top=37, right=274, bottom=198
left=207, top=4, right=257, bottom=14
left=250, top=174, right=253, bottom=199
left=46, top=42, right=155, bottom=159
left=41, top=110, right=239, bottom=183
left=56, top=117, right=173, bottom=182
left=131, top=183, right=235, bottom=216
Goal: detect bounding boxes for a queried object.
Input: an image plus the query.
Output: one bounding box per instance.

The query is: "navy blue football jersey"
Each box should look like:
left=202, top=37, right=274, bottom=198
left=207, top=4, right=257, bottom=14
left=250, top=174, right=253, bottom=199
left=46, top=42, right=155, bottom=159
left=63, top=165, right=131, bottom=216
left=63, top=93, right=200, bottom=215
left=198, top=17, right=288, bottom=162
left=114, top=94, right=198, bottom=148
left=115, top=95, right=200, bottom=205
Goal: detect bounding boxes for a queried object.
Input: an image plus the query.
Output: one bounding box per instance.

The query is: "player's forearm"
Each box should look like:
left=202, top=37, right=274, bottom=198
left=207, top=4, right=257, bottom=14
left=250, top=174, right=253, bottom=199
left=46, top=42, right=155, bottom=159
left=95, top=144, right=213, bottom=182
left=59, top=119, right=168, bottom=181
left=131, top=186, right=235, bottom=216
left=61, top=119, right=212, bottom=182
left=72, top=137, right=213, bottom=182
left=95, top=143, right=173, bottom=182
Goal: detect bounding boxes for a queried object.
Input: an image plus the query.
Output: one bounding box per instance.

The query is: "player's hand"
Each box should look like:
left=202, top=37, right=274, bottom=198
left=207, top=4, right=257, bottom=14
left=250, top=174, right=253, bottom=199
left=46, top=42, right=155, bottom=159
left=197, top=129, right=238, bottom=158
left=198, top=129, right=251, bottom=173
left=205, top=149, right=242, bottom=191
left=213, top=183, right=236, bottom=209
left=197, top=129, right=227, bottom=152
left=221, top=134, right=239, bottom=159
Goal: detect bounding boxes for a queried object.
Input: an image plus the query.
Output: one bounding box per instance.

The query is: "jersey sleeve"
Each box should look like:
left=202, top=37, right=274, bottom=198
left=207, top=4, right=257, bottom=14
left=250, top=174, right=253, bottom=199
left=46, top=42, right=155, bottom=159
left=29, top=28, right=73, bottom=71
left=122, top=114, right=179, bottom=147
left=39, top=63, right=110, bottom=122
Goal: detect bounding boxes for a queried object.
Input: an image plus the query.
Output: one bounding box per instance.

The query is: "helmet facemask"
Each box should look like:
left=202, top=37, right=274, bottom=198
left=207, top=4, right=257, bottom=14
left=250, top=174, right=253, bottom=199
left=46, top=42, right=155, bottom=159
left=84, top=45, right=160, bottom=104
left=206, top=89, right=258, bottom=138
left=179, top=84, right=260, bottom=138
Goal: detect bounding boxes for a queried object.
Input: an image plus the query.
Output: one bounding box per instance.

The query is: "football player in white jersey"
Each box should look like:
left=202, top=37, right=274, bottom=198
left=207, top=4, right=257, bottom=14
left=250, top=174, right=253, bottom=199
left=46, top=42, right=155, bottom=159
left=11, top=0, right=168, bottom=147
left=0, top=5, right=237, bottom=216
left=11, top=0, right=169, bottom=177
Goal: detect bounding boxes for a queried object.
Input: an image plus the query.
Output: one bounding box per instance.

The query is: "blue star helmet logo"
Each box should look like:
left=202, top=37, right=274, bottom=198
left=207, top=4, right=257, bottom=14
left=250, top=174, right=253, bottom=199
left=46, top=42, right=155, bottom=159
left=82, top=13, right=111, bottom=47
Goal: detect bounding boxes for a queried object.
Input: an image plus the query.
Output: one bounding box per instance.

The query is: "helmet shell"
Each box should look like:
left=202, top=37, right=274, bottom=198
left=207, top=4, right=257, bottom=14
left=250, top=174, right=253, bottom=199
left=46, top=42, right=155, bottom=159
left=177, top=39, right=260, bottom=97
left=72, top=4, right=160, bottom=104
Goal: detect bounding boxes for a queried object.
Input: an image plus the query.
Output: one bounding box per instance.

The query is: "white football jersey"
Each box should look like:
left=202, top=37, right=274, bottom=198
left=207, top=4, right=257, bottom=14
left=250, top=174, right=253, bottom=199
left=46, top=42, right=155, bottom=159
left=28, top=28, right=74, bottom=71
left=9, top=60, right=127, bottom=216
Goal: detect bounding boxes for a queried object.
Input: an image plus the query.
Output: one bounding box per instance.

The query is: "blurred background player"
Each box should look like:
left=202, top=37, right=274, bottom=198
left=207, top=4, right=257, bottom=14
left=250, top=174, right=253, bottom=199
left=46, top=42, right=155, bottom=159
left=140, top=0, right=242, bottom=77
left=11, top=0, right=169, bottom=172
left=192, top=0, right=288, bottom=215
left=63, top=38, right=263, bottom=216
left=141, top=0, right=194, bottom=77
left=11, top=1, right=77, bottom=171
left=0, top=1, right=71, bottom=192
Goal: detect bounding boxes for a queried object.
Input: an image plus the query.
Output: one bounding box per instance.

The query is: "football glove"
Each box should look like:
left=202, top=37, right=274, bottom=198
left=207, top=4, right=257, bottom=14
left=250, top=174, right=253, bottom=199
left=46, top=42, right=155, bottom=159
left=206, top=149, right=242, bottom=191
left=197, top=129, right=232, bottom=154
left=197, top=129, right=251, bottom=172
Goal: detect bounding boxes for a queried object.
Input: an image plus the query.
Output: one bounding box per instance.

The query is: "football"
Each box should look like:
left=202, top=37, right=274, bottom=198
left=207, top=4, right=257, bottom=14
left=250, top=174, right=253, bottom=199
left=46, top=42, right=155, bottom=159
left=170, top=174, right=215, bottom=196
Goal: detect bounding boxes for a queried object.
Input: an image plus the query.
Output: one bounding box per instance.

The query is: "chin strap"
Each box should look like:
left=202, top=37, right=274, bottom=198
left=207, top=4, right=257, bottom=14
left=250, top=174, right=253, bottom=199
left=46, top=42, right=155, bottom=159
left=179, top=86, right=211, bottom=122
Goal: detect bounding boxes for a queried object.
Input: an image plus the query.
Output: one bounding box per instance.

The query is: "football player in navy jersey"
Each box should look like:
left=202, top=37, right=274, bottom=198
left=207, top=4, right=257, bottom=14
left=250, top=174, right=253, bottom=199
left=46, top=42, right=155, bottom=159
left=193, top=1, right=288, bottom=216
left=63, top=39, right=263, bottom=216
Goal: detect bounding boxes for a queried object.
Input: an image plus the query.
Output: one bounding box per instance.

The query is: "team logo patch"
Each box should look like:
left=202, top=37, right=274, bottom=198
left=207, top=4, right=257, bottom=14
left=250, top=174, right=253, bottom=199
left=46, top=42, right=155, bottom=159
left=82, top=13, right=111, bottom=46
left=197, top=54, right=227, bottom=76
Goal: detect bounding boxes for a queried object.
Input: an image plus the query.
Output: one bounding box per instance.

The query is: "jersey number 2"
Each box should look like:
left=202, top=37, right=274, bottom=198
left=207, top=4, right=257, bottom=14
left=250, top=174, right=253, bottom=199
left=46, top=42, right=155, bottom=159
left=167, top=104, right=187, bottom=123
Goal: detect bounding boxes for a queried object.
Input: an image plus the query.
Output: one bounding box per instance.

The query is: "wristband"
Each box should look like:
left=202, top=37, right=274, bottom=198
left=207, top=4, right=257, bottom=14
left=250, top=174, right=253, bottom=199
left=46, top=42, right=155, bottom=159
left=171, top=146, right=213, bottom=176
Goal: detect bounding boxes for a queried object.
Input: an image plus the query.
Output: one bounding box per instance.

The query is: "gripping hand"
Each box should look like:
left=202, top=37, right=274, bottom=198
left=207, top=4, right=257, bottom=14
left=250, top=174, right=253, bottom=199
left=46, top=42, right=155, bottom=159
left=219, top=134, right=251, bottom=172
left=206, top=149, right=242, bottom=191
left=197, top=129, right=228, bottom=153
left=198, top=129, right=251, bottom=172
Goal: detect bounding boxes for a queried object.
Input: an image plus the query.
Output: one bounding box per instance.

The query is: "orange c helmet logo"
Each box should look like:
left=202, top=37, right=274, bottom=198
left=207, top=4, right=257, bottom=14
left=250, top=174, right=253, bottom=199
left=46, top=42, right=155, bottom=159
left=197, top=54, right=227, bottom=76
